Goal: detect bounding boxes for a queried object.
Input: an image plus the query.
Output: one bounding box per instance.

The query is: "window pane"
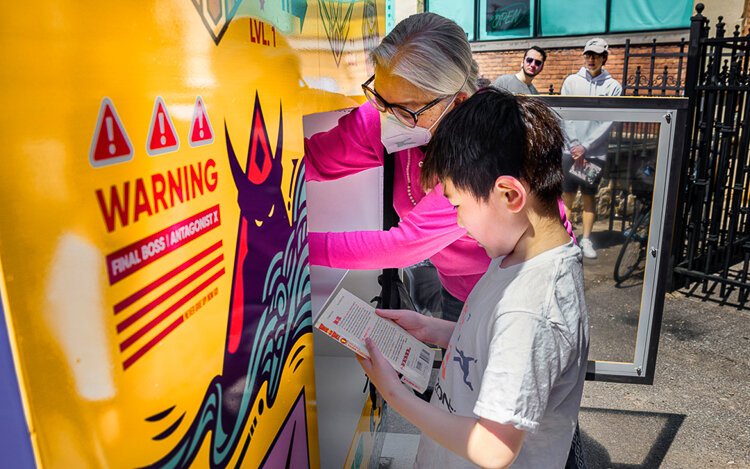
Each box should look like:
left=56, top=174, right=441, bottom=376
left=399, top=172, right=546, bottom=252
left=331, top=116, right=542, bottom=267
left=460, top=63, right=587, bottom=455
left=539, top=0, right=605, bottom=37
left=427, top=0, right=475, bottom=41
left=610, top=0, right=691, bottom=32
left=480, top=0, right=534, bottom=40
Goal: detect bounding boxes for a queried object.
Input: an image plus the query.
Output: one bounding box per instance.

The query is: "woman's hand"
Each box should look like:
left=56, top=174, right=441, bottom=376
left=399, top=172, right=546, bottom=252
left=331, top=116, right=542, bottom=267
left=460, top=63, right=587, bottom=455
left=375, top=308, right=432, bottom=343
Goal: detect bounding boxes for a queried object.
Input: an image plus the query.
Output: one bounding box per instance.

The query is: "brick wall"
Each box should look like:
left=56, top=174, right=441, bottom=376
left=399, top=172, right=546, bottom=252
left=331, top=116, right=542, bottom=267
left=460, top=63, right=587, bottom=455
left=475, top=43, right=687, bottom=95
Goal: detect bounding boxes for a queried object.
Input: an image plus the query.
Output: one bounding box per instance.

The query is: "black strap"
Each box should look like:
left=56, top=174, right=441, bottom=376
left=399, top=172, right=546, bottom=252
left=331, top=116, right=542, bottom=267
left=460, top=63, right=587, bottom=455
left=382, top=149, right=399, bottom=230
left=380, top=149, right=399, bottom=308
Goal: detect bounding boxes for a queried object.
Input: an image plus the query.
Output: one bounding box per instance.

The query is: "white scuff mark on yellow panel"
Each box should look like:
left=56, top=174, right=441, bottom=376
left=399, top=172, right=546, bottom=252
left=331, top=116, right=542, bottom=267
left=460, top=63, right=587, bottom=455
left=45, top=232, right=114, bottom=401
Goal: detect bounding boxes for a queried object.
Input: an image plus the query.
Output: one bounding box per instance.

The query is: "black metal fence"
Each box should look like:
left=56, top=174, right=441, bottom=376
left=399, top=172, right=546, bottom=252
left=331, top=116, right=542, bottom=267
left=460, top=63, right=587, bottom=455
left=670, top=4, right=750, bottom=307
left=604, top=40, right=679, bottom=231
left=609, top=4, right=750, bottom=307
left=580, top=36, right=680, bottom=230
left=622, top=38, right=688, bottom=96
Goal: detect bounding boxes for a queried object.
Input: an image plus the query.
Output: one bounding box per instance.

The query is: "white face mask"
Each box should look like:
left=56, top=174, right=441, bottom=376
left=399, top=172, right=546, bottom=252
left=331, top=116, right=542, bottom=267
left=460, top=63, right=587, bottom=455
left=379, top=95, right=457, bottom=154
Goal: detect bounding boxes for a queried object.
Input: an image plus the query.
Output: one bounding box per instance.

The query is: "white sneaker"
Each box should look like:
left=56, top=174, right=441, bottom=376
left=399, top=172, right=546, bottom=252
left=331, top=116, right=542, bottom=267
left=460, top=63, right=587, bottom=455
left=580, top=238, right=598, bottom=259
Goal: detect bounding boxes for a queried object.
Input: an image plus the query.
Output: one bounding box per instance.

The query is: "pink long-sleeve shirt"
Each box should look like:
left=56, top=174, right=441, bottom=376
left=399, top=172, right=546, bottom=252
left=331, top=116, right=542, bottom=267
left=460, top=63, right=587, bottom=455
left=305, top=102, right=573, bottom=302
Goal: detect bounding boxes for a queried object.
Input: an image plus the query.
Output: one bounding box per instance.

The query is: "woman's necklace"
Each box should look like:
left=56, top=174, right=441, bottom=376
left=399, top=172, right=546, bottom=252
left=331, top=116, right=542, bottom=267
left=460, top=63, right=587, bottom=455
left=405, top=151, right=421, bottom=206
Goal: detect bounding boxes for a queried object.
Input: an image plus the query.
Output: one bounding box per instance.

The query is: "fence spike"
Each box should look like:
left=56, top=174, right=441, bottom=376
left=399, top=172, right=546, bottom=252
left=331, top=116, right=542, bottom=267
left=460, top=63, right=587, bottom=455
left=634, top=66, right=642, bottom=95
left=674, top=3, right=750, bottom=303
left=716, top=16, right=726, bottom=38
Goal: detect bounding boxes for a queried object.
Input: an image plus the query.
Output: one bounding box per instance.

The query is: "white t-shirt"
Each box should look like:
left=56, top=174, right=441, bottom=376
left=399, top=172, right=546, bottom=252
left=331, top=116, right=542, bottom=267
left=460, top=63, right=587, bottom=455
left=414, top=240, right=589, bottom=469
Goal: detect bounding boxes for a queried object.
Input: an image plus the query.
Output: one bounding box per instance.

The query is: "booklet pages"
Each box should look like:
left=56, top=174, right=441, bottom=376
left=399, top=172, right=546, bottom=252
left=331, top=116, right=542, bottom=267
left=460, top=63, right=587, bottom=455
left=314, top=288, right=435, bottom=393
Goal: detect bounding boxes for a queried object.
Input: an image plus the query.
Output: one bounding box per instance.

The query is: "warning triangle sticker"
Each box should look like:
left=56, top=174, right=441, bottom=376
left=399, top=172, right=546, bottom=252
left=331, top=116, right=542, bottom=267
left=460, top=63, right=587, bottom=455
left=189, top=96, right=214, bottom=147
left=89, top=98, right=134, bottom=167
left=146, top=97, right=180, bottom=156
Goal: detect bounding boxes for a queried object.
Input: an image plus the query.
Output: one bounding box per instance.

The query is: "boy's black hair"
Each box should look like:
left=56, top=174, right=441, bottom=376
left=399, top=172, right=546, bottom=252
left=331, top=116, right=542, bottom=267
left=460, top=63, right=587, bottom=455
left=525, top=45, right=547, bottom=62
left=421, top=87, right=564, bottom=205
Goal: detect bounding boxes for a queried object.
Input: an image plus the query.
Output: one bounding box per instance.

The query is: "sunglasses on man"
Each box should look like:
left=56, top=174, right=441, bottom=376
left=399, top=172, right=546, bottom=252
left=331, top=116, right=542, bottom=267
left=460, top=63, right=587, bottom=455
left=525, top=57, right=544, bottom=67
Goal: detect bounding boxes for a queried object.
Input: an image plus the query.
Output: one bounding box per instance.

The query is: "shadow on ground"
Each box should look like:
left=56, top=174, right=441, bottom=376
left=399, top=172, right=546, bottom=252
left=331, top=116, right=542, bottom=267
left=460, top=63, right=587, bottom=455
left=580, top=407, right=686, bottom=468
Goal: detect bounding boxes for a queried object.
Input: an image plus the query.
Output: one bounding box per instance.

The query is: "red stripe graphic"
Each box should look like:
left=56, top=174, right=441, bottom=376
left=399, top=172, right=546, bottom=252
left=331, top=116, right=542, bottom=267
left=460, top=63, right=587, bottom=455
left=113, top=241, right=223, bottom=314
left=123, top=316, right=184, bottom=370
left=119, top=268, right=225, bottom=352
left=116, top=254, right=224, bottom=333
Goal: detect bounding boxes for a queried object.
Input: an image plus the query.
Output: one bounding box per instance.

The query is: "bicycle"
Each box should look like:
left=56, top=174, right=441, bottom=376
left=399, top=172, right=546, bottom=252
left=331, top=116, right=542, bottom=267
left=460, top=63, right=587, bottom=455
left=613, top=195, right=651, bottom=284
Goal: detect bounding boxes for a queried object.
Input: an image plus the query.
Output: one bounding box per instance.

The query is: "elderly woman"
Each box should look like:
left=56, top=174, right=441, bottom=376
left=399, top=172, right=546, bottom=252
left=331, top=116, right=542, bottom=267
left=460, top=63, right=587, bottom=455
left=305, top=13, right=572, bottom=322
left=305, top=13, right=484, bottom=322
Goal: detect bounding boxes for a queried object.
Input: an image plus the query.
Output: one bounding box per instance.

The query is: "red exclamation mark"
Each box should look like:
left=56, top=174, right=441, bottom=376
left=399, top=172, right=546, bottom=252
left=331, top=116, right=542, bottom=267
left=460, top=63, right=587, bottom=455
left=106, top=117, right=116, bottom=155
left=158, top=113, right=166, bottom=145
left=199, top=109, right=205, bottom=139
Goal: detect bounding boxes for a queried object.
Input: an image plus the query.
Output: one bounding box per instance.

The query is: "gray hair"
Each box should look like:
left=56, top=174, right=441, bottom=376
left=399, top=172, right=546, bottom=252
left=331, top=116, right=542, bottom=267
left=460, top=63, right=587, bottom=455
left=370, top=12, right=478, bottom=98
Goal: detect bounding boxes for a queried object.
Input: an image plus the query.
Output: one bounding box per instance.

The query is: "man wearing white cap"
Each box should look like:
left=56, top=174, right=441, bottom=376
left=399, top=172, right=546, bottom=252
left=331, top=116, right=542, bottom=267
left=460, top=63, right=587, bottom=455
left=560, top=37, right=622, bottom=259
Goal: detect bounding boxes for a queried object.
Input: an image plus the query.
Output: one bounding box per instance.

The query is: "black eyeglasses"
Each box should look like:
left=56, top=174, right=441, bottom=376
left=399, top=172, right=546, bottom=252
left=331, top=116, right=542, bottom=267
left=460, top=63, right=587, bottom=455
left=525, top=57, right=543, bottom=67
left=361, top=75, right=449, bottom=128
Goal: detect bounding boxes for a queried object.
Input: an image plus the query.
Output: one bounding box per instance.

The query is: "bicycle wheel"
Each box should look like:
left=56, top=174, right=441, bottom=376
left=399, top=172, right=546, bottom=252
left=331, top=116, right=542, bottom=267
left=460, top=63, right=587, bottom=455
left=614, top=207, right=649, bottom=283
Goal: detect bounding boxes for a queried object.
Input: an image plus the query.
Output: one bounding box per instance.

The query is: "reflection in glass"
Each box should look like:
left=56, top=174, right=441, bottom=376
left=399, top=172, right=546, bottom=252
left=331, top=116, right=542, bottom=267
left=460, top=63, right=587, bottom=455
left=480, top=0, right=534, bottom=40
left=561, top=120, right=660, bottom=363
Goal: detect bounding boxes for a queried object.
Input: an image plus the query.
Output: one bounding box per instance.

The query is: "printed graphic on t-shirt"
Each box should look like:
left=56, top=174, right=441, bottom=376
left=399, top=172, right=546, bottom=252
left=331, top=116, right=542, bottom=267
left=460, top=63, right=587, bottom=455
left=433, top=381, right=455, bottom=413
left=453, top=348, right=476, bottom=391
left=459, top=309, right=471, bottom=325
left=441, top=348, right=451, bottom=380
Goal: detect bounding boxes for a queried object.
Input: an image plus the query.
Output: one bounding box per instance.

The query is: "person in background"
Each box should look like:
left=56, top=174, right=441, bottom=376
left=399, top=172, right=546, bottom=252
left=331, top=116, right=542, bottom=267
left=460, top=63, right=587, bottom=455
left=560, top=37, right=623, bottom=259
left=359, top=89, right=589, bottom=468
left=493, top=46, right=546, bottom=95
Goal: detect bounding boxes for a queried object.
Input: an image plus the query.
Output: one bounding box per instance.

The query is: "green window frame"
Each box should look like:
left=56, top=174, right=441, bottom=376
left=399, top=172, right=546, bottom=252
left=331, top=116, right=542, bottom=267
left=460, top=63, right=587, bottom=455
left=424, top=0, right=691, bottom=42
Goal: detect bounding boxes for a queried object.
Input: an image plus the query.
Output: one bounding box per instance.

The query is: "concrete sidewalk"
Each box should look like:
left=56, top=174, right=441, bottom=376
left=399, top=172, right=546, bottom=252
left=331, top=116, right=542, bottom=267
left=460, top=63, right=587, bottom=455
left=578, top=291, right=749, bottom=468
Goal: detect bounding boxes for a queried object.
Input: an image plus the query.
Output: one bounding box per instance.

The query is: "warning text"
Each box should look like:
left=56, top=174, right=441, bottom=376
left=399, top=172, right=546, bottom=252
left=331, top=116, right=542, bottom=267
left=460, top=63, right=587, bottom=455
left=105, top=205, right=221, bottom=284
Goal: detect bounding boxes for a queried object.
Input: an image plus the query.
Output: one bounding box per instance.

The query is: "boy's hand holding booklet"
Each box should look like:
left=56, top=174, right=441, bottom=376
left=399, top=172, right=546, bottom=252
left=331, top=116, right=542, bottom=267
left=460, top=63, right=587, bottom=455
left=314, top=288, right=435, bottom=393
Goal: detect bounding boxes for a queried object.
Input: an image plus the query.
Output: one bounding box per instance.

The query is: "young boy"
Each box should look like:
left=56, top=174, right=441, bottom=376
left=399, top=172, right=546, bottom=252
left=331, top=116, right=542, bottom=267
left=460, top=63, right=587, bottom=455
left=357, top=89, right=589, bottom=468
